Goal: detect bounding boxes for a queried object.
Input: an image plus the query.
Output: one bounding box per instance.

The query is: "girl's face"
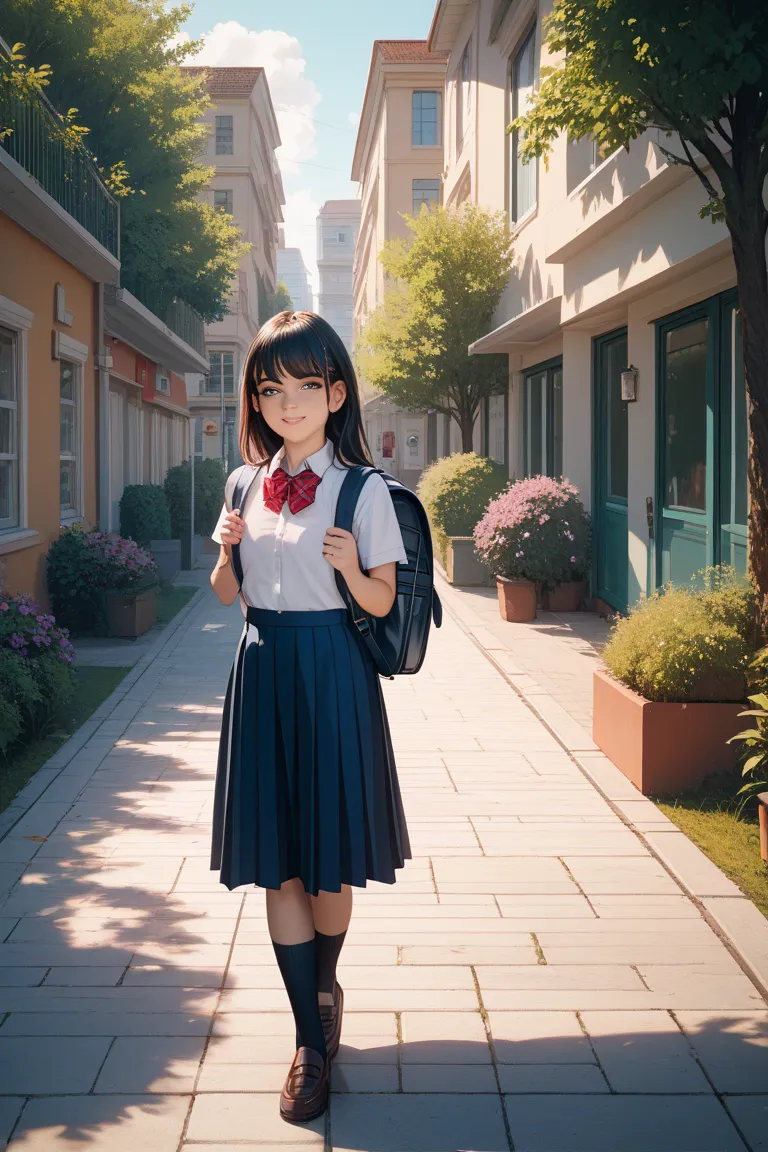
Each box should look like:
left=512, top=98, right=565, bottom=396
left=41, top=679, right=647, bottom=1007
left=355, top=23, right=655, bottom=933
left=252, top=369, right=346, bottom=447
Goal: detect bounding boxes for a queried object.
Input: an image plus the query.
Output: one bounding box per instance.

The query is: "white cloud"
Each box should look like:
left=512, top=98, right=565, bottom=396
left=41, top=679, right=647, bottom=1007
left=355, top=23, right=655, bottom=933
left=175, top=22, right=319, bottom=175
left=282, top=189, right=320, bottom=302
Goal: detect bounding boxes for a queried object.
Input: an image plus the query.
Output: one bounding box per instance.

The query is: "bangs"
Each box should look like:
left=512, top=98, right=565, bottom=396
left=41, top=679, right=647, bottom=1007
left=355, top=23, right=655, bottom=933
left=253, top=313, right=342, bottom=386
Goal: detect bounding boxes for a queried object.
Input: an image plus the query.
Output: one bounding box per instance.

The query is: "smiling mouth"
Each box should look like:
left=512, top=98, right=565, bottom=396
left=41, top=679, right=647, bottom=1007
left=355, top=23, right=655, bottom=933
left=282, top=416, right=305, bottom=425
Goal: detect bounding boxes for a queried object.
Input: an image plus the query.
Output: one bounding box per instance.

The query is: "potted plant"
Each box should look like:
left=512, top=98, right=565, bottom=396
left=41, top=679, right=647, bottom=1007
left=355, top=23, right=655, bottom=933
left=417, top=453, right=508, bottom=586
left=120, top=484, right=180, bottom=582
left=595, top=568, right=754, bottom=795
left=473, top=476, right=592, bottom=622
left=93, top=533, right=159, bottom=638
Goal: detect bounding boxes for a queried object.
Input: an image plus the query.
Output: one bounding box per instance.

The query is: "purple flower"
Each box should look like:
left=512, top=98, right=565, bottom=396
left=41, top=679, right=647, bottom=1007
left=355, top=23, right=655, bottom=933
left=0, top=602, right=8, bottom=612
left=18, top=604, right=30, bottom=616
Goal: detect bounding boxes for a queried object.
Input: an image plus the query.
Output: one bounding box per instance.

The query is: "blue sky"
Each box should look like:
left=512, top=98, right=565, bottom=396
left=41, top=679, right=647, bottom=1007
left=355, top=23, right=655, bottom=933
left=175, top=0, right=438, bottom=293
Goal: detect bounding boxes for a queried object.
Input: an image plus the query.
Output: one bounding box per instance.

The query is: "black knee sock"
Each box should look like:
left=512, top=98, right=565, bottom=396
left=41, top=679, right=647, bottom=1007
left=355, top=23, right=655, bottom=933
left=315, top=929, right=347, bottom=996
left=271, top=939, right=327, bottom=1058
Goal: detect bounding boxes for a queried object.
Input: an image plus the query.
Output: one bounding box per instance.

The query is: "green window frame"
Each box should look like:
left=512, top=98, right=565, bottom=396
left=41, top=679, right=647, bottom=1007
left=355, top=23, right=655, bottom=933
left=523, top=357, right=562, bottom=477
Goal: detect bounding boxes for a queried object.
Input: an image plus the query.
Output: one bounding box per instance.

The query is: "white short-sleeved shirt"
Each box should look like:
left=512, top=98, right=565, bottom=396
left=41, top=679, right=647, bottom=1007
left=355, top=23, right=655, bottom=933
left=211, top=439, right=407, bottom=612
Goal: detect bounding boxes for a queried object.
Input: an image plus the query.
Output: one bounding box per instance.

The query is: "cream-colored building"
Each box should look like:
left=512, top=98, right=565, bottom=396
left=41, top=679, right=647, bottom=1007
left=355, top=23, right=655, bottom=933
left=430, top=0, right=745, bottom=612
left=317, top=200, right=360, bottom=354
left=351, top=41, right=449, bottom=487
left=277, top=236, right=313, bottom=313
left=182, top=66, right=285, bottom=471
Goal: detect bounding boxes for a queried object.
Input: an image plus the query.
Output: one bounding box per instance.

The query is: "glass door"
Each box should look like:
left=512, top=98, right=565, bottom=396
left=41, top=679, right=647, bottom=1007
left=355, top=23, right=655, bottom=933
left=593, top=329, right=629, bottom=612
left=523, top=358, right=562, bottom=477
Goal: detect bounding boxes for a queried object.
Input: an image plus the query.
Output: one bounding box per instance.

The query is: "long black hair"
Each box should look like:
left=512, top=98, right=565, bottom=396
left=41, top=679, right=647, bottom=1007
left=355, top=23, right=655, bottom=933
left=239, top=311, right=373, bottom=467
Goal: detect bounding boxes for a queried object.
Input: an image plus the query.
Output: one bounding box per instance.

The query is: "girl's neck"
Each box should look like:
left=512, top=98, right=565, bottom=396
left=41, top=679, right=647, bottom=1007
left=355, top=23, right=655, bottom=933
left=282, top=429, right=327, bottom=474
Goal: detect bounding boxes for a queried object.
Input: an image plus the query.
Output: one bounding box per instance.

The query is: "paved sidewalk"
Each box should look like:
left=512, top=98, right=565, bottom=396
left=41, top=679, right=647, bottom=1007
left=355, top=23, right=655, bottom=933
left=0, top=584, right=767, bottom=1151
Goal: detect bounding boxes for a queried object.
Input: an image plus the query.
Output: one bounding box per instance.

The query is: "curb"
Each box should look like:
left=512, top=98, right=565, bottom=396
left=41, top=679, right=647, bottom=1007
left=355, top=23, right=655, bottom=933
left=436, top=573, right=768, bottom=1006
left=0, top=584, right=207, bottom=845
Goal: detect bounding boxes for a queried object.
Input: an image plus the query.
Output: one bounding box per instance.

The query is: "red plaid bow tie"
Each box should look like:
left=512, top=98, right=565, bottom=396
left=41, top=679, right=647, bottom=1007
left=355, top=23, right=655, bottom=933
left=263, top=467, right=322, bottom=515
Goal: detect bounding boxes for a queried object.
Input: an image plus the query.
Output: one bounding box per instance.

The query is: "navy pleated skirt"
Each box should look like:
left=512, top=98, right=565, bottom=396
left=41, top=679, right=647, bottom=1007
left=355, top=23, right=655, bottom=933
left=211, top=607, right=411, bottom=895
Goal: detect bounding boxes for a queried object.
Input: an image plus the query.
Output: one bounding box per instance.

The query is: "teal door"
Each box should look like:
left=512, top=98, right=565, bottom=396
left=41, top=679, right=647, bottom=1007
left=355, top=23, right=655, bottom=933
left=593, top=329, right=629, bottom=612
left=656, top=290, right=747, bottom=587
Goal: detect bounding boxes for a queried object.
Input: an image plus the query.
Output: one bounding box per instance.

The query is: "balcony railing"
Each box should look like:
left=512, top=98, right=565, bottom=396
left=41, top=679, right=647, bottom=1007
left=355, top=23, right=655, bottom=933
left=129, top=282, right=206, bottom=358
left=0, top=47, right=119, bottom=257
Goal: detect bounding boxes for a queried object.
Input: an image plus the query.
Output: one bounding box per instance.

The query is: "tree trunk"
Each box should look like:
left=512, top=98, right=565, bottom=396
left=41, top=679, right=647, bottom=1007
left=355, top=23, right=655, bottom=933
left=726, top=172, right=768, bottom=619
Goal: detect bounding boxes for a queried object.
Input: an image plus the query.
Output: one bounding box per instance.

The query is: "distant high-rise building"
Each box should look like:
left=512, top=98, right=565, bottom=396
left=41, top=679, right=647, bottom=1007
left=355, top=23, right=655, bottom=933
left=316, top=200, right=361, bottom=354
left=277, top=240, right=313, bottom=312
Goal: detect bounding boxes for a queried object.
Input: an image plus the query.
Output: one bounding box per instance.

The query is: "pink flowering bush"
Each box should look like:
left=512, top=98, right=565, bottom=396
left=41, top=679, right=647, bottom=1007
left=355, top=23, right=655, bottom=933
left=473, top=475, right=591, bottom=590
left=47, top=525, right=158, bottom=635
left=0, top=593, right=76, bottom=751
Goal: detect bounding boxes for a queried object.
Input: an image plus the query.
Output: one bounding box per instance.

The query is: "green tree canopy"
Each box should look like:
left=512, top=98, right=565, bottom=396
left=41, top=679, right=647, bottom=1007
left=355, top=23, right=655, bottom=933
left=510, top=0, right=768, bottom=605
left=356, top=203, right=513, bottom=451
left=2, top=0, right=247, bottom=321
left=267, top=280, right=294, bottom=319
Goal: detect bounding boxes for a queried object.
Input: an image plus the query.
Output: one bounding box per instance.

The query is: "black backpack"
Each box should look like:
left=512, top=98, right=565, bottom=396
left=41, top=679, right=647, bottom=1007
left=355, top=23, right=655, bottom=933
left=333, top=467, right=442, bottom=678
left=225, top=463, right=442, bottom=678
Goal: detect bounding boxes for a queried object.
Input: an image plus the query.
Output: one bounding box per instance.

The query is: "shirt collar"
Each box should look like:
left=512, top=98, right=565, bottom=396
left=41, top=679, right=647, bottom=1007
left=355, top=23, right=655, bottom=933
left=269, top=438, right=335, bottom=478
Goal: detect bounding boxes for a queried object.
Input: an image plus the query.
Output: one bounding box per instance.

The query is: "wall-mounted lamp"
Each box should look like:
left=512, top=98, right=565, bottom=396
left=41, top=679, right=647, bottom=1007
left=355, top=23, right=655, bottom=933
left=621, top=365, right=639, bottom=402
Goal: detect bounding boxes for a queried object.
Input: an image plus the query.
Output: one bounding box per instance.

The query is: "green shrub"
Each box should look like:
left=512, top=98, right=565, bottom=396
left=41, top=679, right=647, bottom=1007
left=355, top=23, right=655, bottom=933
left=417, top=453, right=508, bottom=566
left=603, top=568, right=756, bottom=703
left=0, top=593, right=76, bottom=752
left=473, top=475, right=592, bottom=589
left=119, top=485, right=172, bottom=547
left=728, top=686, right=768, bottom=813
left=47, top=526, right=158, bottom=634
left=165, top=459, right=226, bottom=565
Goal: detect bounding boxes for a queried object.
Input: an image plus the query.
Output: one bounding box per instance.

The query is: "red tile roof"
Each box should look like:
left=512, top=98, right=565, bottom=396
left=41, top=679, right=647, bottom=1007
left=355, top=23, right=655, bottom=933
left=375, top=40, right=449, bottom=64
left=182, top=66, right=264, bottom=97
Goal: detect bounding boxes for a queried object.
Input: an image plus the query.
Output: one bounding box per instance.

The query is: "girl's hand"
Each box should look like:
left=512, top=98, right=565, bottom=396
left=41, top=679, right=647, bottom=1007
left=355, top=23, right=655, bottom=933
left=219, top=509, right=246, bottom=548
left=323, top=527, right=360, bottom=575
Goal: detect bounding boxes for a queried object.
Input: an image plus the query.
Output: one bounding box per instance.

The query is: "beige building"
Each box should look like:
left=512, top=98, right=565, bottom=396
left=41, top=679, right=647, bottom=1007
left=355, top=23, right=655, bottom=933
left=351, top=41, right=449, bottom=487
left=429, top=0, right=745, bottom=613
left=317, top=200, right=360, bottom=355
left=182, top=66, right=285, bottom=471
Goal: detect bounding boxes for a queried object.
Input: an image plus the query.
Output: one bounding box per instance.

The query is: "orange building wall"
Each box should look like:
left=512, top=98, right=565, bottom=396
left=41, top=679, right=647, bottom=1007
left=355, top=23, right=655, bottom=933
left=0, top=214, right=97, bottom=606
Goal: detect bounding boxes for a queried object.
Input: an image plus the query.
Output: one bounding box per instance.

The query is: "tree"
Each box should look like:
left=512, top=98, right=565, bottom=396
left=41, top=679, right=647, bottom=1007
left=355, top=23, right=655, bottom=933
left=265, top=280, right=294, bottom=321
left=356, top=204, right=513, bottom=451
left=2, top=0, right=247, bottom=321
left=510, top=0, right=768, bottom=606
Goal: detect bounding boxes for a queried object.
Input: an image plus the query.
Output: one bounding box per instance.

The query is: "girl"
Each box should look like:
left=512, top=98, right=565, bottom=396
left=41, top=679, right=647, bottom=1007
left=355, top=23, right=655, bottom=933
left=209, top=311, right=411, bottom=1123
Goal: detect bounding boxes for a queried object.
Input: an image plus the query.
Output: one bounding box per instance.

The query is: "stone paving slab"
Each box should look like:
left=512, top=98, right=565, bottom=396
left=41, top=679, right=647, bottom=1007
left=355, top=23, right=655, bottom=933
left=0, top=583, right=766, bottom=1149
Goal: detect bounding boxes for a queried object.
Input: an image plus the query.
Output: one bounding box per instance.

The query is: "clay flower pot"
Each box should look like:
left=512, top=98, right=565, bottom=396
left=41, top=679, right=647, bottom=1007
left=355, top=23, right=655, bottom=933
left=542, top=580, right=587, bottom=612
left=496, top=576, right=537, bottom=623
left=592, top=669, right=744, bottom=796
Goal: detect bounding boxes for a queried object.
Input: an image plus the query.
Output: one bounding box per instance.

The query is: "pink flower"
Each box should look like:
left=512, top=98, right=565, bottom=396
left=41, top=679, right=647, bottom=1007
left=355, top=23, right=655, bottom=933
left=570, top=556, right=576, bottom=563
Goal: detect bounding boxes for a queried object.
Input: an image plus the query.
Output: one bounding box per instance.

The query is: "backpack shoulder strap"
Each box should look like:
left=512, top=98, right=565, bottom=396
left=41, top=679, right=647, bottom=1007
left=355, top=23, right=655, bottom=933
left=227, top=465, right=261, bottom=593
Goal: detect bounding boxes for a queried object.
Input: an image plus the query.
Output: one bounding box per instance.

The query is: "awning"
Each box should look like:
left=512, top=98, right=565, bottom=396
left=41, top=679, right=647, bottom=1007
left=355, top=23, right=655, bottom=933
left=469, top=295, right=562, bottom=355
left=104, top=287, right=209, bottom=375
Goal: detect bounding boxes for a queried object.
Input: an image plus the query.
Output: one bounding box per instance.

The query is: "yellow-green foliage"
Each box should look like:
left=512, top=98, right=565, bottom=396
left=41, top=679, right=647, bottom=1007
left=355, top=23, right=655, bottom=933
left=418, top=453, right=508, bottom=567
left=604, top=569, right=756, bottom=703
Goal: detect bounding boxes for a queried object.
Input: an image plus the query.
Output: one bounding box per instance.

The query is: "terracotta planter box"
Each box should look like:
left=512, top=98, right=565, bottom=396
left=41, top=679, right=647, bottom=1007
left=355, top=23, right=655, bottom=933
left=592, top=668, right=744, bottom=796
left=542, top=580, right=587, bottom=612
left=104, top=588, right=158, bottom=639
left=496, top=577, right=537, bottom=623
left=446, top=537, right=492, bottom=586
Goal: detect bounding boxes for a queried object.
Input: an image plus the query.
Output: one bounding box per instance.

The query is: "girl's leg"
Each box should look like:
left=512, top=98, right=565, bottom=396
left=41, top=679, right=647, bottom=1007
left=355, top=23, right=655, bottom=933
left=310, top=885, right=353, bottom=1006
left=266, top=878, right=326, bottom=1057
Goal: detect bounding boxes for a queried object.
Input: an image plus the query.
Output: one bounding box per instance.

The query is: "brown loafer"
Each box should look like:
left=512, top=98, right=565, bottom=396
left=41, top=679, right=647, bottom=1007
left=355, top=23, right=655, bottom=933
left=279, top=1046, right=329, bottom=1123
left=320, top=982, right=344, bottom=1061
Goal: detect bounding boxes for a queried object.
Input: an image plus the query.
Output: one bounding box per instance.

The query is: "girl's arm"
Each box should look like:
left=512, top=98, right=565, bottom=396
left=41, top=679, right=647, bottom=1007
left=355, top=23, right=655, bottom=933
left=323, top=528, right=397, bottom=617
left=210, top=510, right=246, bottom=606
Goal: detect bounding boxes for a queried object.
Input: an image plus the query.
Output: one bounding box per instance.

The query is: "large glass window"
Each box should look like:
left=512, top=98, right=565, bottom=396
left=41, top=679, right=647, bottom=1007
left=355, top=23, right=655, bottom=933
left=215, top=115, right=233, bottom=155
left=207, top=352, right=235, bottom=395
left=60, top=359, right=80, bottom=517
left=523, top=359, right=562, bottom=477
left=0, top=326, right=19, bottom=530
left=510, top=27, right=537, bottom=222
left=214, top=189, right=233, bottom=215
left=663, top=319, right=709, bottom=512
left=412, top=91, right=441, bottom=146
left=412, top=179, right=440, bottom=215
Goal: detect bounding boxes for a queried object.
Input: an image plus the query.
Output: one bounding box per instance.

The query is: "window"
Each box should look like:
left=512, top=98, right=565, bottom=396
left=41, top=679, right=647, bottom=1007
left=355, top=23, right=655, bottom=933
left=663, top=320, right=709, bottom=513
left=0, top=326, right=19, bottom=530
left=215, top=115, right=234, bottom=155
left=207, top=351, right=235, bottom=394
left=510, top=27, right=537, bottom=222
left=456, top=37, right=472, bottom=152
left=59, top=359, right=80, bottom=517
left=523, top=359, right=562, bottom=478
left=412, top=91, right=441, bottom=146
left=214, top=189, right=234, bottom=215
left=412, top=179, right=441, bottom=215
left=156, top=367, right=170, bottom=395
left=484, top=392, right=508, bottom=467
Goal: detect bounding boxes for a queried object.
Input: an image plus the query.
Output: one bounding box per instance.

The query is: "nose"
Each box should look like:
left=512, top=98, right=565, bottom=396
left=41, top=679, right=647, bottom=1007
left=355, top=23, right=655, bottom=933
left=281, top=392, right=298, bottom=409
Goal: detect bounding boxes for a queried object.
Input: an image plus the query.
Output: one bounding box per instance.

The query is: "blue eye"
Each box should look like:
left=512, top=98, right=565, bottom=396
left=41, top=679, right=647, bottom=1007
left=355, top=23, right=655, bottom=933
left=259, top=387, right=279, bottom=397
left=301, top=382, right=322, bottom=390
